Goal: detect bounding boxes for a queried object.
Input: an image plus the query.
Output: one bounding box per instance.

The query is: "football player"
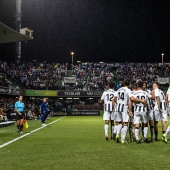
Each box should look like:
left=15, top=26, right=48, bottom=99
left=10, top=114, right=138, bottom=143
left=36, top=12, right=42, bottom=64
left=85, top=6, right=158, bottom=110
left=113, top=79, right=146, bottom=144
left=100, top=82, right=115, bottom=141
left=152, top=82, right=167, bottom=141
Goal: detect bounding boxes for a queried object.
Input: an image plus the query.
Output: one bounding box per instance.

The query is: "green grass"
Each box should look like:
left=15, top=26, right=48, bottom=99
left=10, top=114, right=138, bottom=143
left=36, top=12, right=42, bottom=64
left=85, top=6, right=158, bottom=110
left=0, top=116, right=170, bottom=170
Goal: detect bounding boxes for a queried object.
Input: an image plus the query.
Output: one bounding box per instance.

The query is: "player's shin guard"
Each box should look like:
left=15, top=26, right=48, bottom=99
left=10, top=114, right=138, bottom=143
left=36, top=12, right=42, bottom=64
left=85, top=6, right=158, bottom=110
left=121, top=125, right=128, bottom=141
left=117, top=124, right=122, bottom=136
left=135, top=127, right=140, bottom=141
left=144, top=127, right=148, bottom=138
left=104, top=124, right=109, bottom=136
left=114, top=125, right=117, bottom=134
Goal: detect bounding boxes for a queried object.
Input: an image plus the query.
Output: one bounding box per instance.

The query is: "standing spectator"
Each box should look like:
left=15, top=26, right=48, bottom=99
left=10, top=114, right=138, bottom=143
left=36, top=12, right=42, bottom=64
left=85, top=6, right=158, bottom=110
left=40, top=98, right=47, bottom=126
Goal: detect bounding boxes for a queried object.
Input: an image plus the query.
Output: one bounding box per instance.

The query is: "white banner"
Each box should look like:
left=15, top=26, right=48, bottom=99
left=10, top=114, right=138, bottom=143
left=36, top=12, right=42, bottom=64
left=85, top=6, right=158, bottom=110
left=158, top=77, right=169, bottom=84
left=64, top=77, right=76, bottom=84
left=158, top=63, right=170, bottom=66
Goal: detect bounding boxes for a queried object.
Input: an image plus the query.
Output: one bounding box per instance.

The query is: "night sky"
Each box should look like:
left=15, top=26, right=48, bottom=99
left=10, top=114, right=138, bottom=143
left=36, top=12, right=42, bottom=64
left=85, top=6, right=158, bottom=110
left=0, top=0, right=170, bottom=63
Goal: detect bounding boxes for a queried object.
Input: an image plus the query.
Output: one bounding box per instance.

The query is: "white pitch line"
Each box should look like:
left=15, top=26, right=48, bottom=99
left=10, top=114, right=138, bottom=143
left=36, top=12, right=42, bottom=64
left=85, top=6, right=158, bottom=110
left=0, top=116, right=66, bottom=149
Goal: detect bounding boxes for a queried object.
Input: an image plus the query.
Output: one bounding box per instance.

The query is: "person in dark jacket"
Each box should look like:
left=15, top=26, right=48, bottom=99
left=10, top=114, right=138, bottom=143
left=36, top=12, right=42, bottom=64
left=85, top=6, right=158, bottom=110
left=40, top=98, right=47, bottom=126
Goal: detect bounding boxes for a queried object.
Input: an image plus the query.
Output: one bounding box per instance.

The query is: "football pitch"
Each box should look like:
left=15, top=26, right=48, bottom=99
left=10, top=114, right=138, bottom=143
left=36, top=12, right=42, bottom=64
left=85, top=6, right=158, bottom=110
left=0, top=116, right=170, bottom=170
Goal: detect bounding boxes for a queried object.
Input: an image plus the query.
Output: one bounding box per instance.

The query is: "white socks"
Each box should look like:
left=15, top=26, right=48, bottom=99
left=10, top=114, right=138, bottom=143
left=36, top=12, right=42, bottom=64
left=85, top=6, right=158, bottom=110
left=165, top=125, right=170, bottom=135
left=144, top=127, right=148, bottom=138
left=113, top=125, right=117, bottom=134
left=121, top=126, right=128, bottom=141
left=112, top=125, right=115, bottom=136
left=117, top=124, right=122, bottom=136
left=135, top=128, right=140, bottom=141
left=104, top=124, right=109, bottom=135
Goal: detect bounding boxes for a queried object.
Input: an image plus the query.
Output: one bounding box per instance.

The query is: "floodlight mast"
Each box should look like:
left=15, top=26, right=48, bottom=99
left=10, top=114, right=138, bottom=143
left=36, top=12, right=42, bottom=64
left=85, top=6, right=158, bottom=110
left=15, top=0, right=22, bottom=60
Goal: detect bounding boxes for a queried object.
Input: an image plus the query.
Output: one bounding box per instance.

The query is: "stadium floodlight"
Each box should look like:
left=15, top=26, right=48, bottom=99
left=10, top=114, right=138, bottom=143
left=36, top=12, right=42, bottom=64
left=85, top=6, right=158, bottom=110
left=71, top=52, right=74, bottom=72
left=161, top=53, right=164, bottom=64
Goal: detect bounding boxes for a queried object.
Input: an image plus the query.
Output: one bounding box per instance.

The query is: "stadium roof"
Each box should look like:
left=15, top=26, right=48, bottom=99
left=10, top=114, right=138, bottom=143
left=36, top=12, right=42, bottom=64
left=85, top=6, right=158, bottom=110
left=0, top=22, right=33, bottom=43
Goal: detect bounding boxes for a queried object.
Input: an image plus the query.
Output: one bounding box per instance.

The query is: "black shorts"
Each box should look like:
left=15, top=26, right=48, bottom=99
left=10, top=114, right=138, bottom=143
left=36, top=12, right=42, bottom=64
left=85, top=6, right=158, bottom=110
left=16, top=112, right=25, bottom=120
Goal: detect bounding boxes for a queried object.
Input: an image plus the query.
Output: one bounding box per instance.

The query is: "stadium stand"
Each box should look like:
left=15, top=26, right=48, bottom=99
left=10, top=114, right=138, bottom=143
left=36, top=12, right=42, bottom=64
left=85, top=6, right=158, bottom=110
left=1, top=61, right=169, bottom=91
left=0, top=60, right=170, bottom=121
left=0, top=61, right=115, bottom=91
left=116, top=63, right=170, bottom=89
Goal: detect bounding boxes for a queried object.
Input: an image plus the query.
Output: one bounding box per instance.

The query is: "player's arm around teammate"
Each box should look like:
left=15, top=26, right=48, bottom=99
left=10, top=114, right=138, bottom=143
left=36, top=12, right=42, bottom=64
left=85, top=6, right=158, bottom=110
left=130, top=95, right=147, bottom=105
left=128, top=98, right=135, bottom=142
left=15, top=96, right=25, bottom=134
left=128, top=100, right=133, bottom=118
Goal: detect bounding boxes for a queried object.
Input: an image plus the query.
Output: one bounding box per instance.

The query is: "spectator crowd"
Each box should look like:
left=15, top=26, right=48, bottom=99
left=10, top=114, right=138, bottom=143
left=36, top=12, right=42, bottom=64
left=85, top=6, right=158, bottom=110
left=116, top=63, right=170, bottom=89
left=0, top=96, right=101, bottom=122
left=0, top=61, right=170, bottom=122
left=0, top=60, right=170, bottom=91
left=0, top=61, right=115, bottom=91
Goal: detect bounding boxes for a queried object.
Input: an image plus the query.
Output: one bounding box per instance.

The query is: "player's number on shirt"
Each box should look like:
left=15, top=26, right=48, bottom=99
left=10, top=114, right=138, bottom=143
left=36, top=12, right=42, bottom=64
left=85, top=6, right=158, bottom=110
left=106, top=93, right=114, bottom=101
left=118, top=92, right=125, bottom=101
left=136, top=96, right=145, bottom=100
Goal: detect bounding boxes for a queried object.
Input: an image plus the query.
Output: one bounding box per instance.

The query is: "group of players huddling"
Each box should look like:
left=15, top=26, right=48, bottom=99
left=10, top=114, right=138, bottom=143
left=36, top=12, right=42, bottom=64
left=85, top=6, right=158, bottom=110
left=100, top=80, right=170, bottom=144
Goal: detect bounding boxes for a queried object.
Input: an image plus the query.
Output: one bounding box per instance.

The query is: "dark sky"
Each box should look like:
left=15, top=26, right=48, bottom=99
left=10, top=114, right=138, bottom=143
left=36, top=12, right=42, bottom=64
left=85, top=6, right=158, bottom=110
left=0, top=0, right=170, bottom=63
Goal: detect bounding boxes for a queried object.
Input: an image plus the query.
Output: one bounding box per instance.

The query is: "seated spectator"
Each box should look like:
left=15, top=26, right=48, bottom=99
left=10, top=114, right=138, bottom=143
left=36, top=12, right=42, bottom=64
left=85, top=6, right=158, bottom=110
left=27, top=110, right=33, bottom=120
left=0, top=108, right=7, bottom=122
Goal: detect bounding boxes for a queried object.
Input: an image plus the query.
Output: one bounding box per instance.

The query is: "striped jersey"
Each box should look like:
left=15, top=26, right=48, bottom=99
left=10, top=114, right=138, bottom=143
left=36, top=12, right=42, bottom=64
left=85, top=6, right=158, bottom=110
left=101, top=89, right=115, bottom=112
left=154, top=88, right=166, bottom=111
left=146, top=90, right=153, bottom=111
left=131, top=90, right=137, bottom=112
left=115, top=87, right=132, bottom=112
left=167, top=87, right=170, bottom=101
left=132, top=90, right=149, bottom=112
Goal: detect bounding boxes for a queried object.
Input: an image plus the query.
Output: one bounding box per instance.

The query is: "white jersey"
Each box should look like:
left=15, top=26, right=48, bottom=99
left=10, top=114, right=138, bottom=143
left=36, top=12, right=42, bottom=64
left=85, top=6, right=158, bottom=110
left=131, top=90, right=137, bottom=112
left=115, top=87, right=132, bottom=112
left=132, top=90, right=136, bottom=94
left=167, top=87, right=170, bottom=101
left=101, top=89, right=115, bottom=112
left=132, top=90, right=149, bottom=112
left=154, top=88, right=166, bottom=111
left=146, top=90, right=153, bottom=111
